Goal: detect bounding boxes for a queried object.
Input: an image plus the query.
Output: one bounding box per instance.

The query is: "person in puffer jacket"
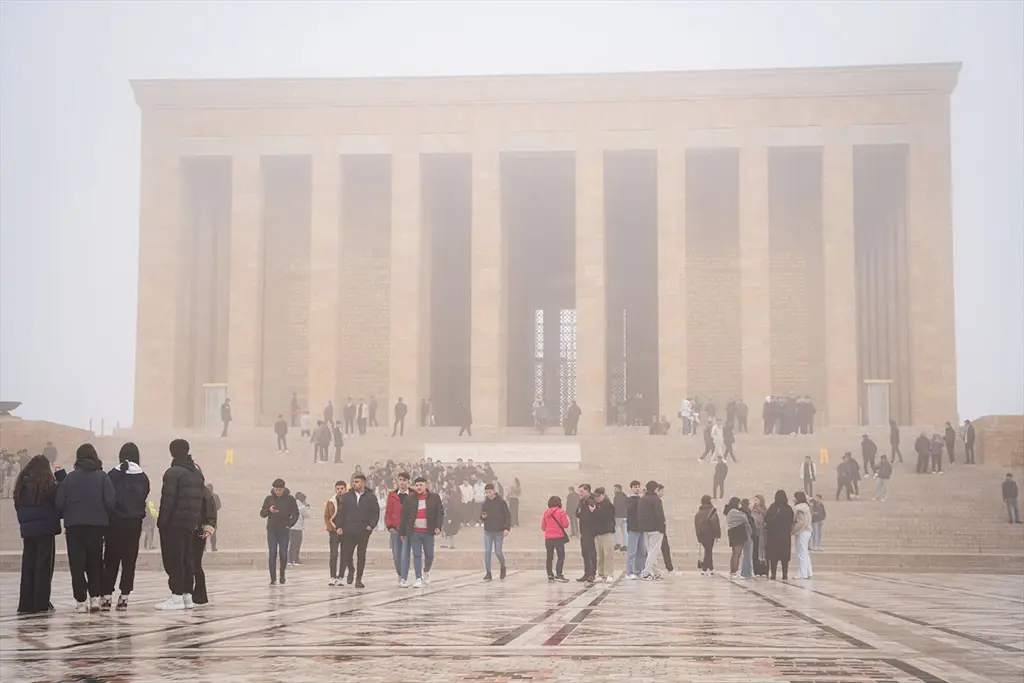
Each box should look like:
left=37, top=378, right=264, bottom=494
left=100, top=443, right=150, bottom=611
left=15, top=454, right=62, bottom=614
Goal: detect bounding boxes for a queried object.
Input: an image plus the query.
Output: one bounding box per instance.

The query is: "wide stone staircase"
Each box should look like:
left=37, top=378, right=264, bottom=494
left=2, top=423, right=1022, bottom=573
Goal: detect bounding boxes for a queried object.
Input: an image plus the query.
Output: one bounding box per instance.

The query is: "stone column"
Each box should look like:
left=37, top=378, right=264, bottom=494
left=388, top=141, right=427, bottom=413
left=470, top=146, right=506, bottom=428
left=907, top=136, right=957, bottom=425
left=822, top=142, right=859, bottom=425
left=739, top=146, right=771, bottom=412
left=575, top=146, right=606, bottom=427
left=134, top=140, right=181, bottom=428
left=657, top=141, right=686, bottom=418
left=308, top=146, right=342, bottom=414
left=227, top=151, right=264, bottom=427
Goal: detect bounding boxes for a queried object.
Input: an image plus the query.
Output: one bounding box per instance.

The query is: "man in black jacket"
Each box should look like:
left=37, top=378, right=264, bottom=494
left=889, top=420, right=903, bottom=463
left=1002, top=473, right=1020, bottom=524
left=393, top=397, right=408, bottom=436
left=566, top=486, right=580, bottom=537
left=591, top=487, right=616, bottom=582
left=861, top=434, right=878, bottom=475
left=398, top=476, right=444, bottom=586
left=260, top=478, right=299, bottom=586
left=336, top=473, right=380, bottom=587
left=963, top=420, right=976, bottom=464
left=574, top=484, right=597, bottom=582
left=625, top=480, right=647, bottom=578
left=156, top=438, right=206, bottom=610
left=274, top=415, right=289, bottom=453
left=637, top=480, right=666, bottom=580
left=914, top=432, right=931, bottom=474
left=191, top=485, right=218, bottom=605
left=480, top=483, right=511, bottom=580
left=612, top=484, right=627, bottom=551
left=220, top=399, right=231, bottom=438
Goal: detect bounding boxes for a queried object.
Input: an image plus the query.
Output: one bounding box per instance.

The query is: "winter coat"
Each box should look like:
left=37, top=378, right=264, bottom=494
left=385, top=489, right=411, bottom=530
left=16, top=484, right=62, bottom=538
left=56, top=455, right=116, bottom=528
left=792, top=502, right=812, bottom=535
left=274, top=419, right=288, bottom=436
left=108, top=462, right=151, bottom=521
left=1003, top=480, right=1019, bottom=500
left=613, top=491, right=627, bottom=518
left=588, top=498, right=616, bottom=535
left=198, top=487, right=218, bottom=532
left=399, top=490, right=444, bottom=537
left=480, top=495, right=512, bottom=533
left=693, top=504, right=721, bottom=542
left=260, top=489, right=299, bottom=530
left=877, top=460, right=893, bottom=479
left=861, top=438, right=878, bottom=460
left=764, top=502, right=794, bottom=561
left=637, top=492, right=666, bottom=534
left=541, top=506, right=571, bottom=540
left=292, top=501, right=312, bottom=532
left=157, top=455, right=206, bottom=531
left=626, top=494, right=642, bottom=532
left=335, top=489, right=381, bottom=535
left=726, top=507, right=751, bottom=547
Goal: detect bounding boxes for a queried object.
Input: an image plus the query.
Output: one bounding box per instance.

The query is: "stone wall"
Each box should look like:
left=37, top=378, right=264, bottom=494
left=974, top=415, right=1024, bottom=468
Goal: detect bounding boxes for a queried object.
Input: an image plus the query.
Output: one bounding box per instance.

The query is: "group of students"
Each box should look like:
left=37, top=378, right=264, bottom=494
left=13, top=439, right=218, bottom=614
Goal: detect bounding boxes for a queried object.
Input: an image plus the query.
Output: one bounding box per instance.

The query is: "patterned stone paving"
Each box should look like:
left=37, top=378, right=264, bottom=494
left=0, top=569, right=1021, bottom=682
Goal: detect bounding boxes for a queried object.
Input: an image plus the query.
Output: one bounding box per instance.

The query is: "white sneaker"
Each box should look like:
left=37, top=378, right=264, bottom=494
left=329, top=578, right=338, bottom=586
left=154, top=595, right=186, bottom=611
left=88, top=597, right=100, bottom=612
left=75, top=601, right=88, bottom=613
left=700, top=569, right=707, bottom=576
left=626, top=574, right=636, bottom=580
left=606, top=576, right=615, bottom=583
left=423, top=571, right=431, bottom=585
left=413, top=578, right=423, bottom=588
left=399, top=578, right=408, bottom=588
left=729, top=573, right=739, bottom=580
left=708, top=570, right=715, bottom=576
left=183, top=594, right=194, bottom=609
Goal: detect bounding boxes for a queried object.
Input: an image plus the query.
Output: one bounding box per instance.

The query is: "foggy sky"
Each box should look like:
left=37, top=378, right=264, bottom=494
left=1, top=1, right=1021, bottom=430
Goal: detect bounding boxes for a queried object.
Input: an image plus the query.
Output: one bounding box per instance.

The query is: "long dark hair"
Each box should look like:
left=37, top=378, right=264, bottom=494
left=13, top=454, right=56, bottom=504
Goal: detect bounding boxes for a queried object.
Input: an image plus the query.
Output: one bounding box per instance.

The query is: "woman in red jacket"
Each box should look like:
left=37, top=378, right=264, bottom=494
left=540, top=496, right=571, bottom=582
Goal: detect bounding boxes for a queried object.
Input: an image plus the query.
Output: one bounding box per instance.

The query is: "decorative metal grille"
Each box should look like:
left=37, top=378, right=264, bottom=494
left=558, top=309, right=577, bottom=422
left=533, top=309, right=545, bottom=406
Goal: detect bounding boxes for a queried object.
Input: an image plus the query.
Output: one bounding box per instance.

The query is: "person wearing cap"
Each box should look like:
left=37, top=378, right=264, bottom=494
left=260, top=478, right=299, bottom=586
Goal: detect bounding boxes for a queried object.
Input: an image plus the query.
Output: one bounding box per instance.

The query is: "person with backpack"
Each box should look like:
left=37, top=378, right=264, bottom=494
left=693, top=495, right=721, bottom=576
left=540, top=495, right=571, bottom=582
left=101, top=443, right=151, bottom=611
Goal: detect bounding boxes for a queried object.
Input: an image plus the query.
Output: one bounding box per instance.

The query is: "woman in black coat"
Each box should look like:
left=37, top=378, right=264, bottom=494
left=101, top=443, right=150, bottom=611
left=15, top=455, right=62, bottom=614
left=763, top=489, right=794, bottom=581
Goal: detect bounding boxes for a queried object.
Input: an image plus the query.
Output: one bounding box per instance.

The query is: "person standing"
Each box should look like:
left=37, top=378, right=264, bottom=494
left=156, top=440, right=206, bottom=608
left=15, top=455, right=62, bottom=614
left=205, top=484, right=221, bottom=551
left=809, top=495, right=826, bottom=551
left=800, top=456, right=816, bottom=497
left=190, top=483, right=218, bottom=607
left=42, top=442, right=58, bottom=466
left=300, top=410, right=311, bottom=438
left=764, top=490, right=794, bottom=581
left=861, top=434, right=878, bottom=475
left=712, top=456, right=728, bottom=500
left=315, top=421, right=332, bottom=463
left=1003, top=473, right=1021, bottom=524
left=541, top=496, right=570, bottom=582
left=324, top=480, right=349, bottom=586
left=751, top=495, right=768, bottom=577
left=368, top=395, right=379, bottom=428
left=324, top=400, right=335, bottom=427
left=337, top=473, right=380, bottom=588
left=480, top=483, right=511, bottom=581
left=566, top=486, right=580, bottom=537
left=637, top=480, right=666, bottom=581
left=736, top=399, right=749, bottom=433
left=591, top=487, right=616, bottom=582
left=393, top=397, right=408, bottom=436
left=574, top=484, right=597, bottom=582
left=101, top=443, right=150, bottom=611
left=288, top=492, right=311, bottom=565
left=260, top=479, right=299, bottom=585
left=612, top=484, right=627, bottom=551
left=56, top=444, right=116, bottom=612
left=929, top=433, right=945, bottom=474
left=399, top=477, right=444, bottom=587
left=290, top=392, right=300, bottom=427
left=220, top=399, right=232, bottom=438
left=944, top=421, right=957, bottom=464
left=331, top=422, right=344, bottom=463
left=457, top=400, right=473, bottom=437
left=724, top=498, right=749, bottom=579
left=274, top=415, right=289, bottom=454
left=385, top=472, right=412, bottom=585
left=914, top=431, right=931, bottom=474
left=722, top=423, right=737, bottom=463
left=963, top=419, right=976, bottom=464
left=874, top=455, right=893, bottom=501
left=791, top=491, right=813, bottom=579
left=507, top=478, right=521, bottom=527
left=762, top=396, right=775, bottom=435
left=835, top=455, right=852, bottom=501
left=693, top=494, right=720, bottom=576
left=889, top=420, right=903, bottom=463
left=565, top=400, right=582, bottom=436
left=342, top=398, right=355, bottom=434
left=625, top=480, right=647, bottom=579
left=356, top=398, right=368, bottom=436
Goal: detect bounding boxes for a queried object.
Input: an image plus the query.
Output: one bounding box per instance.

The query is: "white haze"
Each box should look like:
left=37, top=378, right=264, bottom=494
left=0, top=0, right=1021, bottom=429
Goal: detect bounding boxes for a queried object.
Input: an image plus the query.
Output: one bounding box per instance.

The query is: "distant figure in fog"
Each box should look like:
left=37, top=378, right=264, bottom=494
left=220, top=399, right=231, bottom=438
left=457, top=401, right=472, bottom=437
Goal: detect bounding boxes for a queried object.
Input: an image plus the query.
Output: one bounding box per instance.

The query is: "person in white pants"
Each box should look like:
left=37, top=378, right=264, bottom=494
left=791, top=491, right=813, bottom=579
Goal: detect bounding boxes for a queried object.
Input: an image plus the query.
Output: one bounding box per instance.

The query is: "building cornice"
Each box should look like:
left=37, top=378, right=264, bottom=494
left=131, top=63, right=961, bottom=110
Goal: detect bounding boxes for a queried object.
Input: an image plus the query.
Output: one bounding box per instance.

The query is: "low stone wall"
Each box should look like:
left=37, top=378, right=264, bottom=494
left=975, top=415, right=1024, bottom=467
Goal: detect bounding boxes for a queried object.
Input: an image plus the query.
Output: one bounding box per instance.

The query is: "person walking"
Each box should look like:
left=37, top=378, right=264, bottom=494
left=624, top=480, right=647, bottom=579
left=56, top=444, right=116, bottom=612
left=944, top=421, right=957, bottom=464
left=574, top=484, right=597, bottom=582
left=190, top=483, right=218, bottom=607
left=398, top=476, right=444, bottom=587
left=889, top=420, right=903, bottom=464
left=220, top=399, right=232, bottom=438
left=331, top=422, right=344, bottom=463
left=15, top=455, right=62, bottom=614
left=860, top=434, right=878, bottom=475
left=699, top=420, right=715, bottom=462
left=541, top=496, right=571, bottom=582
left=385, top=472, right=412, bottom=585
left=792, top=491, right=813, bottom=579
left=963, top=419, right=976, bottom=464
left=1003, top=473, right=1021, bottom=524
left=764, top=489, right=794, bottom=581
left=337, top=473, right=380, bottom=588
left=809, top=494, right=826, bottom=551
left=712, top=456, right=728, bottom=500
left=457, top=400, right=473, bottom=437
left=693, top=495, right=720, bottom=576
left=799, top=456, right=816, bottom=497
left=287, top=492, right=311, bottom=565
left=101, top=443, right=150, bottom=611
left=722, top=423, right=737, bottom=463
left=591, top=487, right=616, bottom=582
left=637, top=480, right=666, bottom=581
left=324, top=480, right=349, bottom=586
left=480, top=483, right=511, bottom=581
left=835, top=455, right=852, bottom=501
left=260, top=479, right=299, bottom=585
left=274, top=415, right=289, bottom=454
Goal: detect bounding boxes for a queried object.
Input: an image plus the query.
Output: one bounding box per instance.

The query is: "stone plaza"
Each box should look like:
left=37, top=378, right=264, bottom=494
left=2, top=569, right=1022, bottom=682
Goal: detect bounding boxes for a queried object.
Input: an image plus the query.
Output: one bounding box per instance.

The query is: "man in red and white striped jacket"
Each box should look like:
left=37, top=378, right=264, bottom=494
left=398, top=477, right=444, bottom=588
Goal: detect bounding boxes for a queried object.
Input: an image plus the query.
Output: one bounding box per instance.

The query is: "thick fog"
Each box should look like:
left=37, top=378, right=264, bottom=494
left=0, top=1, right=1021, bottom=429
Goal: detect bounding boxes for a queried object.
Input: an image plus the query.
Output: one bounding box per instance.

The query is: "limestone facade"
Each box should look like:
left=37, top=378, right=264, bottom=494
left=131, top=63, right=960, bottom=429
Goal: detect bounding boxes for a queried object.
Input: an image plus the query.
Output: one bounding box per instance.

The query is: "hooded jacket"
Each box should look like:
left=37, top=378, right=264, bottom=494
left=480, top=494, right=512, bottom=533
left=693, top=504, right=721, bottom=542
left=157, top=454, right=206, bottom=531
left=56, top=450, right=116, bottom=527
left=637, top=491, right=666, bottom=533
left=108, top=444, right=150, bottom=521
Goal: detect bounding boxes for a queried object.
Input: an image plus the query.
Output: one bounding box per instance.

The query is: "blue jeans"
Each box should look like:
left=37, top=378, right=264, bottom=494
left=267, top=527, right=290, bottom=580
left=740, top=538, right=753, bottom=578
left=406, top=532, right=435, bottom=579
left=390, top=530, right=410, bottom=577
left=811, top=521, right=824, bottom=550
left=614, top=518, right=627, bottom=546
left=626, top=530, right=647, bottom=575
left=483, top=531, right=506, bottom=575
left=1006, top=498, right=1021, bottom=523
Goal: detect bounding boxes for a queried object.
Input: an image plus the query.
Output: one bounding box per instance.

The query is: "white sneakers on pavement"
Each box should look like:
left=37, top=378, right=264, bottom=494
left=183, top=594, right=194, bottom=609
left=154, top=595, right=186, bottom=611
left=423, top=571, right=431, bottom=585
left=413, top=578, right=423, bottom=588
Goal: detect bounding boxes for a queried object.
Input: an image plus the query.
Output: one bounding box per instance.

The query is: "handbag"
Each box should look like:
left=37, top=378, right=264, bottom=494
left=548, top=509, right=571, bottom=542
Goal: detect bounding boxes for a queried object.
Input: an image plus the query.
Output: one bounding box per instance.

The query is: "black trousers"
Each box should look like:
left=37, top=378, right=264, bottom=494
left=509, top=498, right=519, bottom=526
left=545, top=538, right=566, bottom=577
left=965, top=442, right=975, bottom=464
left=738, top=415, right=747, bottom=433
left=699, top=538, right=715, bottom=572
left=392, top=416, right=405, bottom=436
left=358, top=418, right=367, bottom=435
left=19, top=535, right=55, bottom=613
left=724, top=444, right=737, bottom=462
left=770, top=558, right=789, bottom=580
left=579, top=534, right=597, bottom=577
left=277, top=435, right=287, bottom=451
left=569, top=513, right=579, bottom=537
left=191, top=534, right=209, bottom=604
left=803, top=478, right=814, bottom=497
left=103, top=518, right=142, bottom=596
left=945, top=438, right=956, bottom=463
left=288, top=529, right=304, bottom=563
left=66, top=526, right=105, bottom=602
left=931, top=451, right=943, bottom=472
left=334, top=444, right=343, bottom=463
left=221, top=421, right=229, bottom=437
left=836, top=481, right=852, bottom=500
left=159, top=527, right=195, bottom=596
left=713, top=479, right=725, bottom=500
left=369, top=410, right=378, bottom=427
left=701, top=441, right=715, bottom=460
left=661, top=534, right=674, bottom=572
left=863, top=455, right=875, bottom=475
left=458, top=425, right=472, bottom=436
left=341, top=530, right=370, bottom=582
left=344, top=416, right=354, bottom=434
left=891, top=442, right=903, bottom=463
